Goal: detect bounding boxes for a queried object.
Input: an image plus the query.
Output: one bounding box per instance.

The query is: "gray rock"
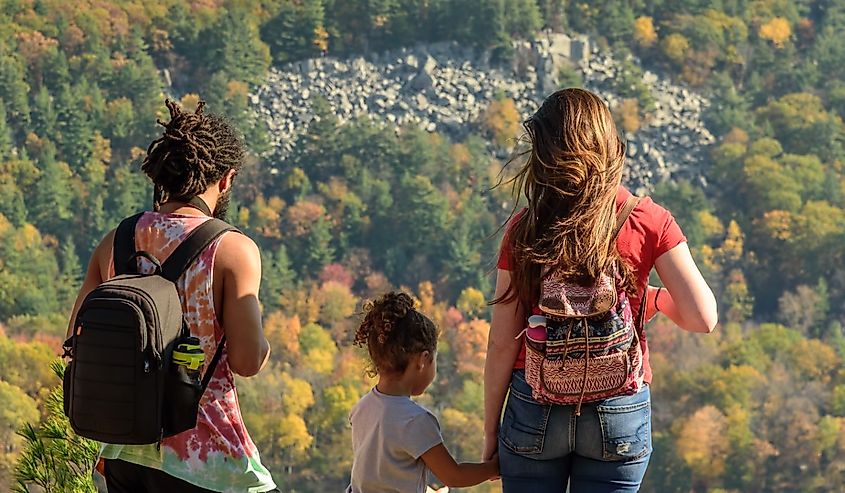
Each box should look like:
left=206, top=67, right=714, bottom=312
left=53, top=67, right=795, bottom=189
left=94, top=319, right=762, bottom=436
left=423, top=55, right=437, bottom=74
left=410, top=71, right=434, bottom=91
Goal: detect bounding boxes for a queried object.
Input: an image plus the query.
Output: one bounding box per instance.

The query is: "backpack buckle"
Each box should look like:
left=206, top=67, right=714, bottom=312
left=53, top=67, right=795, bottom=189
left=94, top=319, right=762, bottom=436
left=62, top=338, right=74, bottom=359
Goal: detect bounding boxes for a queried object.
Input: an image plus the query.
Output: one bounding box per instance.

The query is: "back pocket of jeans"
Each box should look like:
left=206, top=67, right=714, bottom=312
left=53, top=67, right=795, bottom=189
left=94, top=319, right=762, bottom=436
left=500, top=385, right=552, bottom=455
left=597, top=396, right=651, bottom=461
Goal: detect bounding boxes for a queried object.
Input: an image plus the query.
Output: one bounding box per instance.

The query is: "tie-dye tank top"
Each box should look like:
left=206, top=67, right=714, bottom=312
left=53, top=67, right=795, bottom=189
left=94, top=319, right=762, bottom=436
left=99, top=212, right=277, bottom=492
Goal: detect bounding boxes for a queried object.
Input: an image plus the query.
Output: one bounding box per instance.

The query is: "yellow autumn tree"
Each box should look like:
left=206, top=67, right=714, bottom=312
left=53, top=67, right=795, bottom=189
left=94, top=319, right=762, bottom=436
left=281, top=372, right=315, bottom=416
left=697, top=210, right=725, bottom=242
left=661, top=33, right=690, bottom=65
left=633, top=16, right=657, bottom=48
left=314, top=26, right=329, bottom=52
left=449, top=319, right=489, bottom=376
left=250, top=195, right=285, bottom=238
left=276, top=414, right=313, bottom=455
left=457, top=287, right=486, bottom=318
left=180, top=93, right=202, bottom=111
left=264, top=311, right=301, bottom=363
left=715, top=220, right=744, bottom=266
left=483, top=98, right=521, bottom=148
left=760, top=17, right=791, bottom=48
left=417, top=281, right=436, bottom=315
left=0, top=381, right=38, bottom=484
left=617, top=98, right=640, bottom=133
left=723, top=269, right=754, bottom=323
left=318, top=281, right=358, bottom=327
left=676, top=405, right=730, bottom=484
left=300, top=322, right=337, bottom=375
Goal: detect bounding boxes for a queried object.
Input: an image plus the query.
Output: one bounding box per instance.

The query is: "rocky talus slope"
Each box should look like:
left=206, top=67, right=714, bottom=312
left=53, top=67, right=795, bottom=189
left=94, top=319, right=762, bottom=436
left=251, top=36, right=714, bottom=193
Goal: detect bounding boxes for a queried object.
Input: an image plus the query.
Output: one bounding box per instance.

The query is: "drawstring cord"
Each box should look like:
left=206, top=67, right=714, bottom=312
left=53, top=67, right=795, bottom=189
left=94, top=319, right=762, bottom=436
left=576, top=318, right=589, bottom=416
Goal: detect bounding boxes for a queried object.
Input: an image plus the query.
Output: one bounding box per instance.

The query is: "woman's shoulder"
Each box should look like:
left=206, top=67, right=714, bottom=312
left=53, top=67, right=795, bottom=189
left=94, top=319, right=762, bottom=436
left=618, top=186, right=679, bottom=233
left=617, top=186, right=687, bottom=262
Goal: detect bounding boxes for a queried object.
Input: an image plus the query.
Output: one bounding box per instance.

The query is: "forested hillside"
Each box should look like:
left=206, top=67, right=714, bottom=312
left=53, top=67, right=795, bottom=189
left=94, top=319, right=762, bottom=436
left=2, top=1, right=845, bottom=492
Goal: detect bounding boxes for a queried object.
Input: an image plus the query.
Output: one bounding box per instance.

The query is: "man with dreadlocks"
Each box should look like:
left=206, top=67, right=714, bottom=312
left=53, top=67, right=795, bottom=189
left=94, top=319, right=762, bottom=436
left=67, top=100, right=277, bottom=492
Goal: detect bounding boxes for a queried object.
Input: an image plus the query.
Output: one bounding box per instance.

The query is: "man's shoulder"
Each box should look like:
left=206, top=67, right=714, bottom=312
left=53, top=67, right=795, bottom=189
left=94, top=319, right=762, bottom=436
left=214, top=229, right=260, bottom=269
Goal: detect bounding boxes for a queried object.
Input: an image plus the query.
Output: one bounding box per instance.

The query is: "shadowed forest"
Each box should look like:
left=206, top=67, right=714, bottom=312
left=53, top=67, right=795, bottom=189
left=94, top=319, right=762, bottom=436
left=1, top=1, right=845, bottom=492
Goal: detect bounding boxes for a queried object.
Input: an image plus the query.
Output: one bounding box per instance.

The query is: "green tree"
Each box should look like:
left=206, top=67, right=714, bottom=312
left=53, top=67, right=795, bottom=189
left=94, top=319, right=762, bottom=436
left=29, top=157, right=76, bottom=239
left=57, top=239, right=82, bottom=310
left=537, top=0, right=567, bottom=30
left=474, top=0, right=510, bottom=54
left=0, top=100, right=12, bottom=160
left=505, top=0, right=542, bottom=39
left=0, top=55, right=30, bottom=135
left=261, top=244, right=295, bottom=312
left=204, top=74, right=269, bottom=156
left=13, top=362, right=99, bottom=493
left=31, top=86, right=57, bottom=139
left=54, top=83, right=94, bottom=172
left=262, top=0, right=327, bottom=63
left=206, top=6, right=271, bottom=85
left=303, top=216, right=335, bottom=275
left=757, top=92, right=844, bottom=161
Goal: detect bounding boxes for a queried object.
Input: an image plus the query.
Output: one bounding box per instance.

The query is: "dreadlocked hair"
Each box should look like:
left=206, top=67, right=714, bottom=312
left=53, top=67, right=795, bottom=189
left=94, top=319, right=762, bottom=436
left=354, top=292, right=438, bottom=376
left=142, top=99, right=244, bottom=207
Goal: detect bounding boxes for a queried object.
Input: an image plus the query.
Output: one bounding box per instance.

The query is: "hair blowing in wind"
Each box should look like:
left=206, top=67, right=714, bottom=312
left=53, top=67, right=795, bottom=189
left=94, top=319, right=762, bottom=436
left=494, top=88, right=633, bottom=308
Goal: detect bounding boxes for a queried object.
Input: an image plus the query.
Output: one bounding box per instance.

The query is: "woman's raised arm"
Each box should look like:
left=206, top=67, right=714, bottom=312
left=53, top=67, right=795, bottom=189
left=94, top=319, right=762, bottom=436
left=654, top=242, right=718, bottom=333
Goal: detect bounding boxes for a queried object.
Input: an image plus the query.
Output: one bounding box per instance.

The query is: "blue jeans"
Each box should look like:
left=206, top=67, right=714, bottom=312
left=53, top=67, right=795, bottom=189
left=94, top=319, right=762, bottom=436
left=498, top=370, right=652, bottom=493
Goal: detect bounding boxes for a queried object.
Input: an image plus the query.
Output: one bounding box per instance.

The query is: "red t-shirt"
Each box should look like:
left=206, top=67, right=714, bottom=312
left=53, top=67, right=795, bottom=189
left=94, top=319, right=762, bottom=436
left=496, top=186, right=686, bottom=384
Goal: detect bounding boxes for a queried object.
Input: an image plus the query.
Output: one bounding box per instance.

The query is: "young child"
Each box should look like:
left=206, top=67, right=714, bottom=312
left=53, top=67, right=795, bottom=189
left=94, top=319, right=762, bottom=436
left=347, top=291, right=499, bottom=492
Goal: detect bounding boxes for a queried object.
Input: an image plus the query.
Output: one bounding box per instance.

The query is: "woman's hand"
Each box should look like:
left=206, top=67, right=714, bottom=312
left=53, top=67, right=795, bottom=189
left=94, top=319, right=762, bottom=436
left=482, top=432, right=500, bottom=480
left=654, top=243, right=718, bottom=333
left=482, top=431, right=498, bottom=462
left=644, top=285, right=661, bottom=322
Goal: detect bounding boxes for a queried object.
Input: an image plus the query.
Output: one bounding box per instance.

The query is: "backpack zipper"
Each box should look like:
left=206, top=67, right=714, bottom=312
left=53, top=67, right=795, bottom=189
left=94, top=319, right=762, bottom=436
left=97, top=282, right=165, bottom=361
left=77, top=297, right=150, bottom=355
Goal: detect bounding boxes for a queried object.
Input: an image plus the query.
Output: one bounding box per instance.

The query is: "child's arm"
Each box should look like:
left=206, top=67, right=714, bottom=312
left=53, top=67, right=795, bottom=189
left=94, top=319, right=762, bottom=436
left=421, top=444, right=499, bottom=488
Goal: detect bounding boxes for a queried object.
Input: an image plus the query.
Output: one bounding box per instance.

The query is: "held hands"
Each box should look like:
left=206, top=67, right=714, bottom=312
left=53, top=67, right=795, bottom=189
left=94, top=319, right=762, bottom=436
left=484, top=451, right=500, bottom=480
left=482, top=431, right=500, bottom=480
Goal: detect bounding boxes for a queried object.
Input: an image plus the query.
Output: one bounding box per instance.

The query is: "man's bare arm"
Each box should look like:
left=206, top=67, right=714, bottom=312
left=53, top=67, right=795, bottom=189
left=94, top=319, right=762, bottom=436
left=216, top=233, right=270, bottom=377
left=66, top=230, right=114, bottom=339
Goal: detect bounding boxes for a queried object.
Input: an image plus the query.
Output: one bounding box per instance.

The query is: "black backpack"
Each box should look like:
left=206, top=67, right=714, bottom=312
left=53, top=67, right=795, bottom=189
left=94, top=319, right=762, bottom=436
left=63, top=212, right=236, bottom=444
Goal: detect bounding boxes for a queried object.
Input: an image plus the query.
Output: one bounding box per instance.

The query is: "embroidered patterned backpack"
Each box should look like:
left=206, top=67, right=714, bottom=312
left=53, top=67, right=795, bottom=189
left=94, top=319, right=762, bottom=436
left=523, top=196, right=646, bottom=415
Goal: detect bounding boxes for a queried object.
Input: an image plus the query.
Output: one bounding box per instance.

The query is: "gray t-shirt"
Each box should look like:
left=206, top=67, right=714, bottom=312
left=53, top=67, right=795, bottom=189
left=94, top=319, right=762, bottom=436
left=347, top=387, right=443, bottom=493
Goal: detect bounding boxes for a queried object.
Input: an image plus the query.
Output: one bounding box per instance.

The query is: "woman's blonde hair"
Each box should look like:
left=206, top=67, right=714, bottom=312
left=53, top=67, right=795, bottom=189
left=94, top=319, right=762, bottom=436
left=493, top=88, right=633, bottom=307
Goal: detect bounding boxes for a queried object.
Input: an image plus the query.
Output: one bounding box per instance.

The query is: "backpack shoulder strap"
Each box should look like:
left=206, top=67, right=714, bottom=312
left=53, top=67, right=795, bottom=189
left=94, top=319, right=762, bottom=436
left=113, top=212, right=145, bottom=276
left=201, top=336, right=226, bottom=392
left=161, top=218, right=239, bottom=282
left=613, top=196, right=640, bottom=240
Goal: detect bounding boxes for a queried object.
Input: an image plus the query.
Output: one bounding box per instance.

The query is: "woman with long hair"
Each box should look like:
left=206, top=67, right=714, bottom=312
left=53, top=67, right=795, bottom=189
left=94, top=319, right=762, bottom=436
left=483, top=88, right=718, bottom=492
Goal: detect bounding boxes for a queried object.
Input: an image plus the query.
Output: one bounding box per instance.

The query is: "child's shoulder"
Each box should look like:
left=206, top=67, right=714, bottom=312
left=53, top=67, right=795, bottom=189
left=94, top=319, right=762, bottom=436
left=352, top=389, right=438, bottom=425
left=389, top=397, right=440, bottom=434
